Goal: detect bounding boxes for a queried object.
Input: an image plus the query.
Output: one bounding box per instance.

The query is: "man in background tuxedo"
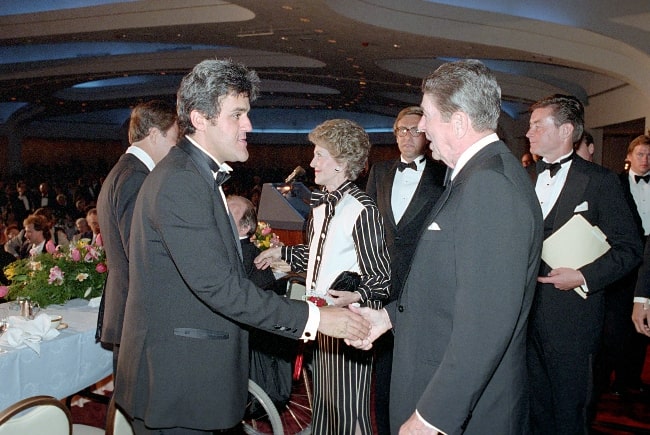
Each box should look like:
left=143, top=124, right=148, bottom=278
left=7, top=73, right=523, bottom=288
left=610, top=132, right=650, bottom=392
left=95, top=100, right=179, bottom=375
left=226, top=195, right=275, bottom=290
left=365, top=105, right=445, bottom=434
left=526, top=94, right=642, bottom=434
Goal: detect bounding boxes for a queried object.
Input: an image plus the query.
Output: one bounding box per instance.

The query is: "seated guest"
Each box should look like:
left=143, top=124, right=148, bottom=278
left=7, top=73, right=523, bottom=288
left=227, top=194, right=294, bottom=410
left=72, top=217, right=93, bottom=243
left=5, top=208, right=67, bottom=257
left=18, top=214, right=51, bottom=258
left=85, top=207, right=101, bottom=245
left=0, top=225, right=17, bottom=285
left=227, top=195, right=275, bottom=289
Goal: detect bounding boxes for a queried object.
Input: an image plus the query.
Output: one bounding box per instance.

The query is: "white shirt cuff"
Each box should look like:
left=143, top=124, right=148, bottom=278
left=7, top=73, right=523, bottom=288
left=415, top=409, right=447, bottom=434
left=634, top=297, right=650, bottom=304
left=300, top=301, right=320, bottom=341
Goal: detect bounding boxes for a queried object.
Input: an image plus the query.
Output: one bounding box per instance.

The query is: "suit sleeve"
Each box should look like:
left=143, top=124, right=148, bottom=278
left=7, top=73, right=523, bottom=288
left=635, top=237, right=650, bottom=298
left=579, top=171, right=642, bottom=293
left=417, top=171, right=538, bottom=432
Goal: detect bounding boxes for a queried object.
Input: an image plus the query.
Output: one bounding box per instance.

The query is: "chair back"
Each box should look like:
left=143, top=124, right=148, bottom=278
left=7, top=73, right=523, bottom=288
left=105, top=396, right=134, bottom=435
left=0, top=395, right=72, bottom=435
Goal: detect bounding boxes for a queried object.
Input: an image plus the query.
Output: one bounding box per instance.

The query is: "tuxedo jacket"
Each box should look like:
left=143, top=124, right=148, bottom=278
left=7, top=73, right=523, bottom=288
left=635, top=238, right=650, bottom=298
left=96, top=152, right=150, bottom=345
left=388, top=141, right=543, bottom=434
left=366, top=156, right=445, bottom=299
left=530, top=156, right=642, bottom=354
left=114, top=138, right=309, bottom=430
left=619, top=171, right=649, bottom=299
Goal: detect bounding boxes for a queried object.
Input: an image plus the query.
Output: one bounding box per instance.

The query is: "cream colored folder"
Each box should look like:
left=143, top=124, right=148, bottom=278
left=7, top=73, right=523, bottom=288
left=541, top=214, right=611, bottom=299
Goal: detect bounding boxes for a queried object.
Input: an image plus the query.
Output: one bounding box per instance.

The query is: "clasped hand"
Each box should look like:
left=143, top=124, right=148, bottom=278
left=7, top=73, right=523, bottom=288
left=343, top=305, right=392, bottom=350
left=537, top=267, right=585, bottom=291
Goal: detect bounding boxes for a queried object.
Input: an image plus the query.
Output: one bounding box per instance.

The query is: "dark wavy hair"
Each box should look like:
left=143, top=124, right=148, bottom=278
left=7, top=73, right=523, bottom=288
left=177, top=59, right=260, bottom=136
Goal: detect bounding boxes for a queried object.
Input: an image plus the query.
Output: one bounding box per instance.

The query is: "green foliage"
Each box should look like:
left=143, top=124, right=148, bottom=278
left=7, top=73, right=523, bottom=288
left=2, top=239, right=107, bottom=307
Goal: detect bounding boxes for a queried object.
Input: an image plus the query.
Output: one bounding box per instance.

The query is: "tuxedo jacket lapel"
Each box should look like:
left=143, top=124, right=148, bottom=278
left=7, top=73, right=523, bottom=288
left=427, top=143, right=501, bottom=224
left=398, top=164, right=439, bottom=229
left=378, top=162, right=399, bottom=228
left=176, top=139, right=242, bottom=260
left=549, top=160, right=590, bottom=231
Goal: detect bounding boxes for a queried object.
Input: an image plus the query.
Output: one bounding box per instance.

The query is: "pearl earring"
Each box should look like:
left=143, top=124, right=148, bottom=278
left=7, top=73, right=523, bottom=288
left=335, top=167, right=341, bottom=172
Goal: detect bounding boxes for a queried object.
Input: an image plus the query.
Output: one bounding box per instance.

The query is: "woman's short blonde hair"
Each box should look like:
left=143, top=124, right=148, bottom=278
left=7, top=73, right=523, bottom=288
left=308, top=119, right=370, bottom=181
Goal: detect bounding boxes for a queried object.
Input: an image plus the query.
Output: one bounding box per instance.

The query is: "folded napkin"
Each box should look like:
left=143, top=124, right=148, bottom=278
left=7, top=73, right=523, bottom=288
left=0, top=313, right=60, bottom=354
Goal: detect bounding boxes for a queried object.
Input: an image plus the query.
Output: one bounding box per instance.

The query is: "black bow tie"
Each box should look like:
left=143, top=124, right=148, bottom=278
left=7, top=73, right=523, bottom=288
left=536, top=154, right=573, bottom=178
left=635, top=174, right=650, bottom=184
left=215, top=171, right=230, bottom=187
left=204, top=157, right=231, bottom=186
left=397, top=161, right=417, bottom=172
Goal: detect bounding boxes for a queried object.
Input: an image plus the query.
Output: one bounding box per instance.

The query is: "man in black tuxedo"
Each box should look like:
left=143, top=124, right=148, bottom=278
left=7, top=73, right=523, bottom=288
left=608, top=132, right=650, bottom=392
left=526, top=94, right=642, bottom=434
left=95, top=100, right=179, bottom=375
left=350, top=59, right=543, bottom=435
left=365, top=105, right=445, bottom=434
left=113, top=59, right=370, bottom=434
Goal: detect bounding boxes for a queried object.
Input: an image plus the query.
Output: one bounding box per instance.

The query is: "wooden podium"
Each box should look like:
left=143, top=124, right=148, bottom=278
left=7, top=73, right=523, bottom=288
left=257, top=183, right=311, bottom=246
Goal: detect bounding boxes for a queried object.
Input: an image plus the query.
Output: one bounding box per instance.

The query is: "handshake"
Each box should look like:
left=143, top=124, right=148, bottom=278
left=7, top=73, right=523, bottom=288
left=318, top=304, right=392, bottom=350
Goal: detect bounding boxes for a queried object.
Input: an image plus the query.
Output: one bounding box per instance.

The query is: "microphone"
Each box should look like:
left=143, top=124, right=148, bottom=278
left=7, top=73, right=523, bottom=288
left=285, top=166, right=306, bottom=184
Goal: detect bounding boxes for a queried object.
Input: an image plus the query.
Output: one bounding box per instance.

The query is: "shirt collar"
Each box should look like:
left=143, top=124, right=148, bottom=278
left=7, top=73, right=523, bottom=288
left=185, top=135, right=233, bottom=174
left=451, top=133, right=499, bottom=181
left=126, top=145, right=155, bottom=171
left=542, top=150, right=573, bottom=164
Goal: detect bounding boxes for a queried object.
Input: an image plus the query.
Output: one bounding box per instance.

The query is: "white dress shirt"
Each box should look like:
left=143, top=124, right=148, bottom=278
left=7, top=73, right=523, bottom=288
left=392, top=155, right=425, bottom=223
left=628, top=170, right=650, bottom=235
left=535, top=151, right=574, bottom=219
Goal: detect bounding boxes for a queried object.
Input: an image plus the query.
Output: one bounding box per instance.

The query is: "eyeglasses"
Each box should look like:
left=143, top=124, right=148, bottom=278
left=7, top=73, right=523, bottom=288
left=394, top=126, right=422, bottom=137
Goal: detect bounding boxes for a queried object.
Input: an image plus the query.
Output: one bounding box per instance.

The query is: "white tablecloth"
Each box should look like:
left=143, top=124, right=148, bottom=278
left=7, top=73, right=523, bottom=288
left=0, top=298, right=112, bottom=410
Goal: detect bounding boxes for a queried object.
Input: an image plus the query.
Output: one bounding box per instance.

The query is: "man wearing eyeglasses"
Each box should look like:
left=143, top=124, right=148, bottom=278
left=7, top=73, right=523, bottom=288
left=366, top=106, right=446, bottom=435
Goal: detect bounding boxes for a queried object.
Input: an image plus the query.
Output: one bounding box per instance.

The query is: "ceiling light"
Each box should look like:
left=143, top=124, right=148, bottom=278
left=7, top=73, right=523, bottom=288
left=237, top=28, right=274, bottom=38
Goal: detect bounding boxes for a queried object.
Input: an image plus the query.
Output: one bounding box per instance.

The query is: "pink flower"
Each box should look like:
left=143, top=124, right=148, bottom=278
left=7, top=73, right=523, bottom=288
left=95, top=233, right=103, bottom=247
left=48, top=266, right=65, bottom=285
left=84, top=245, right=99, bottom=262
left=71, top=249, right=81, bottom=262
left=45, top=240, right=57, bottom=254
left=0, top=285, right=8, bottom=298
left=96, top=263, right=107, bottom=273
left=261, top=227, right=273, bottom=236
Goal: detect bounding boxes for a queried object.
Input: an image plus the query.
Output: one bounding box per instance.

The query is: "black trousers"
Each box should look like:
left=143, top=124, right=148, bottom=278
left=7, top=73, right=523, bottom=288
left=373, top=332, right=393, bottom=435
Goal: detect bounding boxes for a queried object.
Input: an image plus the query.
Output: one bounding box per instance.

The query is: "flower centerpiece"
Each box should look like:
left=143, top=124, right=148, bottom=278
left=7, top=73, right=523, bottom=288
left=250, top=221, right=282, bottom=251
left=0, top=237, right=107, bottom=307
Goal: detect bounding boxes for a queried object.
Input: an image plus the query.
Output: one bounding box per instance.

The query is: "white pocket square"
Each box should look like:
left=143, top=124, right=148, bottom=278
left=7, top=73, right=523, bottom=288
left=574, top=201, right=589, bottom=213
left=428, top=222, right=441, bottom=231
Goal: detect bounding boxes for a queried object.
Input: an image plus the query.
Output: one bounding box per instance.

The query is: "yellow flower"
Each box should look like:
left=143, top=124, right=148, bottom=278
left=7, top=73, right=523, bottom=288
left=76, top=273, right=89, bottom=282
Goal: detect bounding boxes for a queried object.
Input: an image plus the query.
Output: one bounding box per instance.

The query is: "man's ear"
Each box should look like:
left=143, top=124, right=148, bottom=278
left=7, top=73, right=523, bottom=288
left=452, top=112, right=468, bottom=138
left=559, top=123, right=573, bottom=141
left=190, top=110, right=207, bottom=132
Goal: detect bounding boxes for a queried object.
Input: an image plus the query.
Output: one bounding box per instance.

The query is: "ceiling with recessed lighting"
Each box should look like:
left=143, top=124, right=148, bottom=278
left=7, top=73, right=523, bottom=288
left=0, top=0, right=648, bottom=143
